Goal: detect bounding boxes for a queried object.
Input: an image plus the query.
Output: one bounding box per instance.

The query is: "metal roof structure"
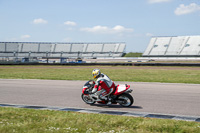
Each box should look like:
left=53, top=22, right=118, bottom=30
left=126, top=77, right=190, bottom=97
left=0, top=42, right=126, bottom=58
left=143, top=35, right=200, bottom=57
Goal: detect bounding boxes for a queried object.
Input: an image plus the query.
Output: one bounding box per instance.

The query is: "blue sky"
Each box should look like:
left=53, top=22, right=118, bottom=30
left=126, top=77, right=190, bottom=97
left=0, top=0, right=200, bottom=52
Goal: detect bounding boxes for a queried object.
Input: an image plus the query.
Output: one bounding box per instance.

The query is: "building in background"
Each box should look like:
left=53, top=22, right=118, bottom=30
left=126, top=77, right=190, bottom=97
left=143, top=36, right=200, bottom=57
left=0, top=42, right=126, bottom=62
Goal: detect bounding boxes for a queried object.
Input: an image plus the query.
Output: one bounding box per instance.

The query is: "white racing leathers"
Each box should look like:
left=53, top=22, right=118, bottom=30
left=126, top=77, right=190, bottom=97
left=92, top=73, right=115, bottom=100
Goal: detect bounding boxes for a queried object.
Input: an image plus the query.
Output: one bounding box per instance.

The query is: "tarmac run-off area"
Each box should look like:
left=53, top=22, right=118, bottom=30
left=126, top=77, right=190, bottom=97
left=0, top=79, right=200, bottom=121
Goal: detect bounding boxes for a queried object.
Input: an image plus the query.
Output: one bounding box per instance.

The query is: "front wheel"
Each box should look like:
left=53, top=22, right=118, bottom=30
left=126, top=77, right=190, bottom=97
left=81, top=94, right=95, bottom=104
left=117, top=93, right=134, bottom=107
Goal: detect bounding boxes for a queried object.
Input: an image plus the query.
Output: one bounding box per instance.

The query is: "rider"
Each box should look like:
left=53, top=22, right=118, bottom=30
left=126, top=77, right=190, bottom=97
left=91, top=69, right=115, bottom=105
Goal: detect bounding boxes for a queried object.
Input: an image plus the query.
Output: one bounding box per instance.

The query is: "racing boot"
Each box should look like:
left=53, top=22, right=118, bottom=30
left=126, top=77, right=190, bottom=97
left=106, top=97, right=112, bottom=105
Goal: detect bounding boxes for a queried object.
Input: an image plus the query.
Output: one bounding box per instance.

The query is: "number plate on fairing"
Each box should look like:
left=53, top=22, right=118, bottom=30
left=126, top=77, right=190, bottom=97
left=117, top=85, right=126, bottom=93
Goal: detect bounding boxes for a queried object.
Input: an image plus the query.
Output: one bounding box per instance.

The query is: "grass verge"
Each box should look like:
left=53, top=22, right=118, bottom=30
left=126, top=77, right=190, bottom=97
left=0, top=107, right=200, bottom=133
left=123, top=52, right=143, bottom=57
left=0, top=65, right=200, bottom=84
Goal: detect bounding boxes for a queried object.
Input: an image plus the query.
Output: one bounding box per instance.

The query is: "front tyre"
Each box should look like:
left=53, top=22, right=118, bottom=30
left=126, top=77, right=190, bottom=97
left=117, top=93, right=134, bottom=107
left=81, top=94, right=95, bottom=104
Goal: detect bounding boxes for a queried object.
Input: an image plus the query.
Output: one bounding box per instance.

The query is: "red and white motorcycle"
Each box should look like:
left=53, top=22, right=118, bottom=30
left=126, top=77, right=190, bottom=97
left=81, top=80, right=134, bottom=107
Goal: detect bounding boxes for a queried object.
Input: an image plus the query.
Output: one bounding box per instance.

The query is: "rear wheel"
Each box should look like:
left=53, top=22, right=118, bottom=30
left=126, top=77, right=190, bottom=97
left=117, top=93, right=134, bottom=107
left=81, top=94, right=95, bottom=104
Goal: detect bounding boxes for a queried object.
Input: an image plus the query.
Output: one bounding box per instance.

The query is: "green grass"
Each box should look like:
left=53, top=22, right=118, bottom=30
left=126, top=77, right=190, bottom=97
left=0, top=66, right=200, bottom=132
left=0, top=107, right=199, bottom=133
left=123, top=52, right=143, bottom=57
left=0, top=65, right=200, bottom=84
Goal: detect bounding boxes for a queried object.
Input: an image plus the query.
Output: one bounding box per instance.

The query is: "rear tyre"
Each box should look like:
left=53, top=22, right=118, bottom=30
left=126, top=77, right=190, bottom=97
left=117, top=93, right=134, bottom=107
left=81, top=94, right=95, bottom=104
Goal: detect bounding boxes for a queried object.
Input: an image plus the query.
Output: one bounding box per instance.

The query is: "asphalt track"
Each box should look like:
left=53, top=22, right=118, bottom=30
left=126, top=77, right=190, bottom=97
left=0, top=79, right=200, bottom=117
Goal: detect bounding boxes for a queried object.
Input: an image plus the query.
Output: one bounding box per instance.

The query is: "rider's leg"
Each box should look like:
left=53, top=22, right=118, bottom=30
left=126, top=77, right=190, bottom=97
left=93, top=89, right=104, bottom=100
left=99, top=88, right=114, bottom=105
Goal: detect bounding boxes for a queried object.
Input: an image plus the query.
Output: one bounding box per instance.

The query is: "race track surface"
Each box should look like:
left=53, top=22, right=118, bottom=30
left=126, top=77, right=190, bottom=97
left=0, top=79, right=200, bottom=117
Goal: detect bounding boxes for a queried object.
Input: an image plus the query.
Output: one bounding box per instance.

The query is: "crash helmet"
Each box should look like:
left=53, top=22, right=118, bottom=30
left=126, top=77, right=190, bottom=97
left=92, top=69, right=101, bottom=79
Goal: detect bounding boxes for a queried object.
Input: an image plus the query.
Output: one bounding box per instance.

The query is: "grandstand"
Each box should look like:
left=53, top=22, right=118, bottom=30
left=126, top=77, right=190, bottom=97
left=143, top=35, right=200, bottom=57
left=0, top=42, right=126, bottom=60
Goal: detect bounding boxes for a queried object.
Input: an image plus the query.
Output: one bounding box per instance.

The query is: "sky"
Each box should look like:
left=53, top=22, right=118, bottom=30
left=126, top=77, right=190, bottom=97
left=0, top=0, right=200, bottom=52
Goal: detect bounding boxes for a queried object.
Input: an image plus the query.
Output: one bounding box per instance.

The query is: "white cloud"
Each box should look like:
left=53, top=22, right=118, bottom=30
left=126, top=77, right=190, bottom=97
left=64, top=21, right=76, bottom=26
left=113, top=25, right=133, bottom=32
left=146, top=33, right=154, bottom=37
left=148, top=0, right=171, bottom=4
left=80, top=25, right=133, bottom=34
left=175, top=3, right=200, bottom=15
left=81, top=25, right=108, bottom=33
left=32, top=18, right=48, bottom=24
left=21, top=35, right=30, bottom=39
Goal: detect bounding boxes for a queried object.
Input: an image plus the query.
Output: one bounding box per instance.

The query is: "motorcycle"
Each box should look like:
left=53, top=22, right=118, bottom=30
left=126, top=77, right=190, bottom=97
left=81, top=80, right=134, bottom=107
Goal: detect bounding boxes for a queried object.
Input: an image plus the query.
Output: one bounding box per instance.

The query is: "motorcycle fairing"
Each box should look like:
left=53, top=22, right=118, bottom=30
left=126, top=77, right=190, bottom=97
left=82, top=87, right=88, bottom=95
left=113, top=84, right=130, bottom=95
